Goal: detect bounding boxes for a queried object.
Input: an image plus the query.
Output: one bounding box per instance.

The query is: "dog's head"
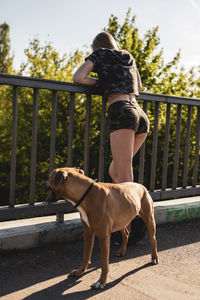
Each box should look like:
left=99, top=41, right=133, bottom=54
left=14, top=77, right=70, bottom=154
left=44, top=167, right=84, bottom=203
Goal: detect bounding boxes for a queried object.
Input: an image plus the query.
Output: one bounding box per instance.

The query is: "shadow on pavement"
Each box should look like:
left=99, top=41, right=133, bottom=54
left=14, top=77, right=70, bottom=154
left=0, top=218, right=200, bottom=299
left=23, top=263, right=153, bottom=300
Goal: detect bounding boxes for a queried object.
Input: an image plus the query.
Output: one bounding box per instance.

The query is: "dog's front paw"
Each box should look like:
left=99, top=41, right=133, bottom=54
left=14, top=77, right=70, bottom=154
left=91, top=281, right=105, bottom=289
left=152, top=256, right=159, bottom=265
left=69, top=268, right=84, bottom=277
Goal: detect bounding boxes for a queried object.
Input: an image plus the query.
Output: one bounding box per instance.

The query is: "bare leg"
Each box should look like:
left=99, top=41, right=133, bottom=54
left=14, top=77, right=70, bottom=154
left=109, top=130, right=148, bottom=183
left=133, top=133, right=148, bottom=156
left=109, top=160, right=118, bottom=183
left=109, top=129, right=136, bottom=183
left=109, top=131, right=149, bottom=252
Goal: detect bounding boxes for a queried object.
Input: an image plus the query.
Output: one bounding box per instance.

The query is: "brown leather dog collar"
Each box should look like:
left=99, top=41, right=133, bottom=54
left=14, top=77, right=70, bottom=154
left=74, top=179, right=97, bottom=209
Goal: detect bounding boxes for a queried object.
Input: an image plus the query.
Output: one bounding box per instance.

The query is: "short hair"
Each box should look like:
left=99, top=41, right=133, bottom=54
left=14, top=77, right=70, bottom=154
left=91, top=32, right=118, bottom=51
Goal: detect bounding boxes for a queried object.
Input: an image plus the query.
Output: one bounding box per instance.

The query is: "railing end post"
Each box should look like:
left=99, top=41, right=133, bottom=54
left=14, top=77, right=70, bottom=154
left=56, top=212, right=64, bottom=223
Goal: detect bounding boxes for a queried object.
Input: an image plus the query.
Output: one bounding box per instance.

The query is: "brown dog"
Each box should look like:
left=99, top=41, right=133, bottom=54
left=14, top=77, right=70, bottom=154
left=45, top=167, right=158, bottom=289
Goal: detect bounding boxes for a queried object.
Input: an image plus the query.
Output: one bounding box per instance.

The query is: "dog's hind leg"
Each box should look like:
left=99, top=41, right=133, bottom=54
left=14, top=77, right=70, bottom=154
left=140, top=209, right=158, bottom=264
left=70, top=224, right=95, bottom=277
left=140, top=192, right=158, bottom=265
left=115, top=223, right=131, bottom=257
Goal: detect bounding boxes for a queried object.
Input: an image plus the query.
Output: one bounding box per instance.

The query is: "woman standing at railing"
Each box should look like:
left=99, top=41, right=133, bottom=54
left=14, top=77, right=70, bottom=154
left=73, top=32, right=149, bottom=183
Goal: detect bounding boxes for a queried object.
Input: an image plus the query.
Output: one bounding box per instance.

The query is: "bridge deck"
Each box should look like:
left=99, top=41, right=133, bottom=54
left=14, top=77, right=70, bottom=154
left=0, top=218, right=200, bottom=299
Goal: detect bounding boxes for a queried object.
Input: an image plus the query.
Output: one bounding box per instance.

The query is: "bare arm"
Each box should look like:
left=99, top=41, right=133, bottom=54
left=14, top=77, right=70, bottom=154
left=73, top=60, right=97, bottom=85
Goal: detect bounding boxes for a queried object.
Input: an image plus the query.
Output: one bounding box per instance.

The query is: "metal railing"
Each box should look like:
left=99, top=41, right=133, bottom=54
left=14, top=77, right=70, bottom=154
left=0, top=73, right=200, bottom=221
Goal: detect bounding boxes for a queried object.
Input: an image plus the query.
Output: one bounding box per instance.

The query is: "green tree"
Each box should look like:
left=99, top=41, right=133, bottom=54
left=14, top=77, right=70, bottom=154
left=0, top=23, right=14, bottom=204
left=0, top=23, right=13, bottom=74
left=105, top=9, right=199, bottom=97
left=20, top=38, right=84, bottom=81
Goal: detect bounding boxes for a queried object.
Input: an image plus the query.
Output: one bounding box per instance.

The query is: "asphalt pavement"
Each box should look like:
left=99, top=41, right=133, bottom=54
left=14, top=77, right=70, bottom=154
left=0, top=218, right=200, bottom=300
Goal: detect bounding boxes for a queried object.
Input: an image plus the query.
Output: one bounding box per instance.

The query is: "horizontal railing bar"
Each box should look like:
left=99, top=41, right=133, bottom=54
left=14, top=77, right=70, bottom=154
left=1, top=73, right=200, bottom=105
left=138, top=93, right=200, bottom=106
left=150, top=186, right=200, bottom=201
left=0, top=201, right=76, bottom=222
left=0, top=73, right=102, bottom=95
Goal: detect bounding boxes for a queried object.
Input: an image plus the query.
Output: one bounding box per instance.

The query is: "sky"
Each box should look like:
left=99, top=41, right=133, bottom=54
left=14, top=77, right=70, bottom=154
left=1, top=0, right=200, bottom=71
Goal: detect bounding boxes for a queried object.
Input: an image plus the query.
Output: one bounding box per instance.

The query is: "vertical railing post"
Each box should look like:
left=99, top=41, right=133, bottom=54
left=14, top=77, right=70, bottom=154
left=161, top=102, right=171, bottom=190
left=9, top=86, right=18, bottom=208
left=172, top=104, right=182, bottom=189
left=30, top=88, right=39, bottom=205
left=49, top=90, right=58, bottom=172
left=67, top=92, right=75, bottom=167
left=138, top=101, right=148, bottom=184
left=183, top=105, right=192, bottom=188
left=84, top=94, right=91, bottom=175
left=150, top=101, right=160, bottom=191
left=192, top=106, right=200, bottom=187
left=98, top=96, right=107, bottom=181
left=56, top=212, right=64, bottom=223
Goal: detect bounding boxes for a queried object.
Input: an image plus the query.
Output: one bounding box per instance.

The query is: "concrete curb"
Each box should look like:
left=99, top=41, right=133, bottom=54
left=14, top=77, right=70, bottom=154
left=0, top=213, right=83, bottom=251
left=154, top=196, right=200, bottom=224
left=0, top=196, right=200, bottom=251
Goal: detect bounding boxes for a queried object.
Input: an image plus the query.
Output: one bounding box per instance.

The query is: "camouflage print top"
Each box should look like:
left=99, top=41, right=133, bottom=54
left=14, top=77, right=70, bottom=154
left=85, top=48, right=142, bottom=96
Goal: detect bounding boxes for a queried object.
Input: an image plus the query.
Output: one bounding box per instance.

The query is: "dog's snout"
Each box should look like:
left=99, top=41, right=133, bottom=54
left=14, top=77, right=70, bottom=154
left=44, top=181, right=58, bottom=203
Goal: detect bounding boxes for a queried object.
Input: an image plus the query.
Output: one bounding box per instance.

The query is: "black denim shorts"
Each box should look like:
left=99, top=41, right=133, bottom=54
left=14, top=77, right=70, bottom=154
left=107, top=100, right=150, bottom=134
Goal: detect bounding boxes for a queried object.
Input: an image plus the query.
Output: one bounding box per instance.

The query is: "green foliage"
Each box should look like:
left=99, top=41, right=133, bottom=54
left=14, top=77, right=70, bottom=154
left=20, top=38, right=84, bottom=81
left=105, top=10, right=199, bottom=98
left=0, top=23, right=13, bottom=73
left=0, top=12, right=200, bottom=205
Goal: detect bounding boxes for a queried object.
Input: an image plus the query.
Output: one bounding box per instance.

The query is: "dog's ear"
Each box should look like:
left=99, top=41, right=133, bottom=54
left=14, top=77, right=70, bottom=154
left=53, top=170, right=68, bottom=189
left=75, top=169, right=84, bottom=175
